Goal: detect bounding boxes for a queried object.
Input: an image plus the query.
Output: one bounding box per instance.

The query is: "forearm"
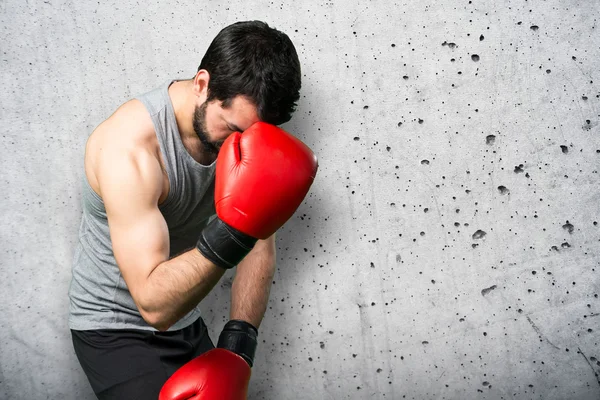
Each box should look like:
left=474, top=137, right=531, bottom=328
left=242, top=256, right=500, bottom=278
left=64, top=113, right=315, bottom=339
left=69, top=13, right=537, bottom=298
left=141, top=248, right=225, bottom=330
left=230, top=246, right=276, bottom=329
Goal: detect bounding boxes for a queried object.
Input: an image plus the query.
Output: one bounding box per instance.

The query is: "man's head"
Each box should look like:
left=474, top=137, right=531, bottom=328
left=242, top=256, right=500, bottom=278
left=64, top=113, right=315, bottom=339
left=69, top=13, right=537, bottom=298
left=191, top=21, right=301, bottom=155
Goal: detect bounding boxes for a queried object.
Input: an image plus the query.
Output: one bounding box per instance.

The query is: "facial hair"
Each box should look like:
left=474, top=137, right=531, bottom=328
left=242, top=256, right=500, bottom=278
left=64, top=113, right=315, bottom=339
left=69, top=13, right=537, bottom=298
left=192, top=101, right=222, bottom=155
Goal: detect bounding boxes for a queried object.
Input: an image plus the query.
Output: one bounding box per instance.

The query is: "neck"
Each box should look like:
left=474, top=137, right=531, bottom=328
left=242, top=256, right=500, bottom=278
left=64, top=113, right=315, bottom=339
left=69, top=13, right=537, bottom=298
left=169, top=80, right=215, bottom=165
left=170, top=80, right=195, bottom=139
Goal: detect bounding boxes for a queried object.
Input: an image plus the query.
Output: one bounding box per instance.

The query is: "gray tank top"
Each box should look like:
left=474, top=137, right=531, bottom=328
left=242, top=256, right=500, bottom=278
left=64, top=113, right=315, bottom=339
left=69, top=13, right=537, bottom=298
left=68, top=79, right=217, bottom=331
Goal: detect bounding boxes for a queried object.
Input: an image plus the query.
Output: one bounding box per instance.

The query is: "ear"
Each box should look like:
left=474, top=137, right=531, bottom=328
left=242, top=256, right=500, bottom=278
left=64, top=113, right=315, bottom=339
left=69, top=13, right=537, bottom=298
left=193, top=69, right=210, bottom=104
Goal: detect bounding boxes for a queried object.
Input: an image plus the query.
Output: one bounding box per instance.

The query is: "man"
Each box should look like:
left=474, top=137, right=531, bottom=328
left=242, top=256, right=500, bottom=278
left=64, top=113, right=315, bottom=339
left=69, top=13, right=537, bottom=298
left=68, top=20, right=317, bottom=399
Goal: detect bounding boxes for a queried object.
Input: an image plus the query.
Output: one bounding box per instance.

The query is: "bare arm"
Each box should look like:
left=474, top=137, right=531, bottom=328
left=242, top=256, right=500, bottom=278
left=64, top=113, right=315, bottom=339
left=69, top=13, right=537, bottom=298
left=230, top=234, right=276, bottom=329
left=97, top=136, right=224, bottom=331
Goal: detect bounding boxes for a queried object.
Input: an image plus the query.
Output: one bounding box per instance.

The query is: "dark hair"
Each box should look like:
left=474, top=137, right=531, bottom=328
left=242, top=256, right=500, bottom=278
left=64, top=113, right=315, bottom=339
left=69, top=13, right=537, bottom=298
left=198, top=21, right=301, bottom=125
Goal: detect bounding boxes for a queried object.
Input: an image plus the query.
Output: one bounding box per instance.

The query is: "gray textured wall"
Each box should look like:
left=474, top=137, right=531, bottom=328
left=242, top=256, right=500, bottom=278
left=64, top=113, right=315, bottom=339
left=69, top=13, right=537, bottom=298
left=1, top=0, right=599, bottom=399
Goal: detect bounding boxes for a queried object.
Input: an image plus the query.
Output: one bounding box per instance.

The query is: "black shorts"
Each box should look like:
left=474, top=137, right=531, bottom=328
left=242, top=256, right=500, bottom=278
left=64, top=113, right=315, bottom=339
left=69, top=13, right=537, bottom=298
left=71, top=317, right=214, bottom=400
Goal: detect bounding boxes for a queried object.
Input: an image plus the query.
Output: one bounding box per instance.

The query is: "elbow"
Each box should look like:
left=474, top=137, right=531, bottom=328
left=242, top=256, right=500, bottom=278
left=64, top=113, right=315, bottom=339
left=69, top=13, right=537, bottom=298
left=152, top=321, right=172, bottom=332
left=135, top=292, right=173, bottom=331
left=140, top=308, right=172, bottom=332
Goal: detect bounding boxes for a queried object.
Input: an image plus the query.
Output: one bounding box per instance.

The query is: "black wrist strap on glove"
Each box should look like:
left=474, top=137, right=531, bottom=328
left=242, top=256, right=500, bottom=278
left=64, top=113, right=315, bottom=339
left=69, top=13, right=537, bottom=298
left=217, top=320, right=258, bottom=367
left=196, top=217, right=258, bottom=269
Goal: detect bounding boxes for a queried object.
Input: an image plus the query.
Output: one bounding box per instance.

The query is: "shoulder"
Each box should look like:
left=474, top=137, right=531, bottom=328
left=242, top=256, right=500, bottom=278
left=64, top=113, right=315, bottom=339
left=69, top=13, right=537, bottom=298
left=85, top=99, right=162, bottom=192
left=107, top=99, right=157, bottom=145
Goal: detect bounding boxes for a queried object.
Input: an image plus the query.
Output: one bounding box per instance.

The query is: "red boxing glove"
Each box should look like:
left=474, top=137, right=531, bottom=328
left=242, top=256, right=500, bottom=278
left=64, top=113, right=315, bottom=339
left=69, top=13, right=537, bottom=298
left=158, top=348, right=250, bottom=400
left=197, top=122, right=318, bottom=269
left=216, top=121, right=318, bottom=239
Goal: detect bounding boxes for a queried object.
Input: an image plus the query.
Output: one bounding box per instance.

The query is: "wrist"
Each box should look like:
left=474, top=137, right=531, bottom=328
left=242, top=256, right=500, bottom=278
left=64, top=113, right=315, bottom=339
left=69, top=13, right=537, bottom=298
left=196, top=217, right=258, bottom=269
left=217, top=320, right=258, bottom=367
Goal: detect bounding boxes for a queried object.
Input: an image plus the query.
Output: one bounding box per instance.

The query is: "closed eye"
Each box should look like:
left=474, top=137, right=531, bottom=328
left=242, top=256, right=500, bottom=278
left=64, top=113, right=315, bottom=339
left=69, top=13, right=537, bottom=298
left=227, top=123, right=242, bottom=133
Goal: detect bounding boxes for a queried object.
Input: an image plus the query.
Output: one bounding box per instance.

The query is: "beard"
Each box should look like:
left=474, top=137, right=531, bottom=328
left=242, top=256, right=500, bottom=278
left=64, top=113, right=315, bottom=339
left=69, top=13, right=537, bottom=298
left=192, top=101, right=223, bottom=155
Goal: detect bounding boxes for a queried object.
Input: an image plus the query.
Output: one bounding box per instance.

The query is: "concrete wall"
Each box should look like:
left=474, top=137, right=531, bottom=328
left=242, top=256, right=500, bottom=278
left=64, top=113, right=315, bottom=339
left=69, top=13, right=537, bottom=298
left=1, top=0, right=599, bottom=398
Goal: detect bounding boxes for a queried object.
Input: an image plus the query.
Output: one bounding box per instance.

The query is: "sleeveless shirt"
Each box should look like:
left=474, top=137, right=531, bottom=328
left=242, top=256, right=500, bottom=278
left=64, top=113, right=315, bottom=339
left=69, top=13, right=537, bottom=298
left=68, top=79, right=216, bottom=331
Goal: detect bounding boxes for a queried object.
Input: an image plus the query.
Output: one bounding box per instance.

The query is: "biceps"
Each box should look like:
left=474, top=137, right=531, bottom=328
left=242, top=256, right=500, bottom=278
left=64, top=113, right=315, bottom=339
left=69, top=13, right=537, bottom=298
left=110, top=207, right=170, bottom=283
left=99, top=150, right=169, bottom=302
